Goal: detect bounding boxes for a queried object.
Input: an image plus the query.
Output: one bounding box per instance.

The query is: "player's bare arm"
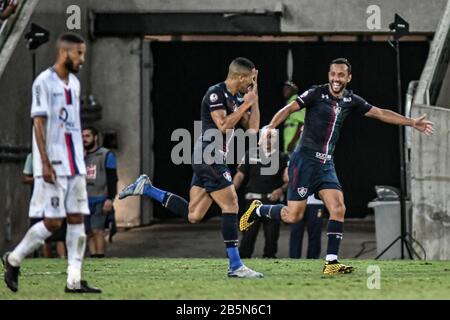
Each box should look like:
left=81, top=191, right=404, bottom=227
left=33, top=116, right=55, bottom=184
left=266, top=100, right=300, bottom=130
left=211, top=91, right=257, bottom=134
left=287, top=122, right=304, bottom=153
left=259, top=100, right=300, bottom=143
left=365, top=106, right=434, bottom=135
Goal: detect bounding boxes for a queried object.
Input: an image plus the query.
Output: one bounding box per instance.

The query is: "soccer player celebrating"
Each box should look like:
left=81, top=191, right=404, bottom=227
left=240, top=58, right=434, bottom=274
left=119, top=58, right=264, bottom=278
left=2, top=33, right=101, bottom=293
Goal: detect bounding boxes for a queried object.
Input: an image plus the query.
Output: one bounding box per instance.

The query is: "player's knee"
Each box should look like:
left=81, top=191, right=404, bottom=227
left=284, top=213, right=304, bottom=224
left=329, top=203, right=346, bottom=218
left=188, top=213, right=202, bottom=224
left=44, top=219, right=63, bottom=232
left=221, top=198, right=238, bottom=213
left=283, top=207, right=304, bottom=224
left=67, top=214, right=84, bottom=224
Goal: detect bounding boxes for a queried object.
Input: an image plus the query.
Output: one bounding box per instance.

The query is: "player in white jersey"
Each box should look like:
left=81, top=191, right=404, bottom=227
left=2, top=33, right=101, bottom=293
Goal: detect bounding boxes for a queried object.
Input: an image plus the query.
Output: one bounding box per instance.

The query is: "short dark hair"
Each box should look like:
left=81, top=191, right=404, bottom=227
left=330, top=58, right=352, bottom=74
left=228, top=57, right=255, bottom=77
left=83, top=126, right=98, bottom=136
left=232, top=57, right=255, bottom=70
left=58, top=32, right=85, bottom=44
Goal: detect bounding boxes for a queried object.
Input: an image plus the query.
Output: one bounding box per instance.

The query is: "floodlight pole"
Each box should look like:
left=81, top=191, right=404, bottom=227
left=376, top=36, right=421, bottom=260
left=394, top=39, right=410, bottom=259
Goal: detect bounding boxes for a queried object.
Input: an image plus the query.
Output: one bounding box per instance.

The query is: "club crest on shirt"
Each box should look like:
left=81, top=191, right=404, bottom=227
left=51, top=197, right=60, bottom=208
left=334, top=106, right=342, bottom=115
left=227, top=99, right=238, bottom=112
left=223, top=172, right=232, bottom=182
left=298, top=187, right=308, bottom=197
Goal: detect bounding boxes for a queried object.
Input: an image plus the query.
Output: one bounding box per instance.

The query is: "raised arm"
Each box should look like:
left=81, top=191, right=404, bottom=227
left=211, top=91, right=257, bottom=134
left=365, top=106, right=434, bottom=135
left=266, top=101, right=300, bottom=130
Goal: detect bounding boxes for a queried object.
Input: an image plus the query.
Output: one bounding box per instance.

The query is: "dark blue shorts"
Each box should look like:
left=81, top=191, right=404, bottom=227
left=191, top=162, right=233, bottom=193
left=287, top=147, right=342, bottom=201
left=85, top=201, right=108, bottom=233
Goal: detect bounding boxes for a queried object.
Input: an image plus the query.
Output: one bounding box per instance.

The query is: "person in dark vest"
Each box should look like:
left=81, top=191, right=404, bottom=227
left=234, top=129, right=289, bottom=258
left=82, top=126, right=118, bottom=258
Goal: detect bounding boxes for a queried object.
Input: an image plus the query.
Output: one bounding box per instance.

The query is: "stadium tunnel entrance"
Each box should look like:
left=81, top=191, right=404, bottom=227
left=146, top=39, right=429, bottom=220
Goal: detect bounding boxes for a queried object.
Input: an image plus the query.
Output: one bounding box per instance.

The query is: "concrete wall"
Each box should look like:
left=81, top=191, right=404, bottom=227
left=436, top=62, right=450, bottom=107
left=411, top=104, right=450, bottom=260
left=87, top=0, right=446, bottom=33
left=90, top=37, right=142, bottom=227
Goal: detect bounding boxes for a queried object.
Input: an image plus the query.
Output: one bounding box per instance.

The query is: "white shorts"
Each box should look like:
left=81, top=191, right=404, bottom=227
left=29, top=175, right=90, bottom=219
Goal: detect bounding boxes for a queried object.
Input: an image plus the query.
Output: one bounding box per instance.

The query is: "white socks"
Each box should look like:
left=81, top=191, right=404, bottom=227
left=326, top=254, right=338, bottom=262
left=66, top=223, right=86, bottom=288
left=8, top=221, right=52, bottom=267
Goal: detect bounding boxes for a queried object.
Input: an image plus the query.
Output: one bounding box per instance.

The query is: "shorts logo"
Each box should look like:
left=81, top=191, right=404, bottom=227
left=223, top=172, right=232, bottom=182
left=51, top=197, right=60, bottom=208
left=209, top=93, right=218, bottom=103
left=298, top=187, right=308, bottom=198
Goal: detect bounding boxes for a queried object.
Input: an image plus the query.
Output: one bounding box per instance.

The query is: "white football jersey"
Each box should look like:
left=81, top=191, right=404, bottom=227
left=31, top=68, right=86, bottom=177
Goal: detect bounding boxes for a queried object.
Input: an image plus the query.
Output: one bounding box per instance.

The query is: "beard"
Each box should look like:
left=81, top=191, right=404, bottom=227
left=240, top=83, right=253, bottom=94
left=64, top=57, right=80, bottom=73
left=329, top=81, right=346, bottom=94
left=84, top=141, right=95, bottom=151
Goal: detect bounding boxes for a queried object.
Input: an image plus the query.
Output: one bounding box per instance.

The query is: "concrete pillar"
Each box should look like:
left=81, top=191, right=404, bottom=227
left=411, top=104, right=450, bottom=260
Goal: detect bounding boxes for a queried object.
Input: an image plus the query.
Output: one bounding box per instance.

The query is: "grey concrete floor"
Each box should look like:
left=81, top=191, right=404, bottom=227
left=106, top=217, right=377, bottom=259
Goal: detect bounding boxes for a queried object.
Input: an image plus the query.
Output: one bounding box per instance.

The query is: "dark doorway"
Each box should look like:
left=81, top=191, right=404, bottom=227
left=149, top=41, right=429, bottom=219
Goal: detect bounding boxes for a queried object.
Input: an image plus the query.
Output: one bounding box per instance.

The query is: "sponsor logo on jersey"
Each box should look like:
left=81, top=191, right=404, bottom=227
left=343, top=97, right=352, bottom=102
left=59, top=107, right=69, bottom=122
left=321, top=94, right=329, bottom=100
left=298, top=187, right=308, bottom=197
left=315, top=152, right=332, bottom=161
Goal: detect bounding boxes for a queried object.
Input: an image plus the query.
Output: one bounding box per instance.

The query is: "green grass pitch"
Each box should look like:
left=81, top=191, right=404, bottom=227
left=1, top=258, right=449, bottom=300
